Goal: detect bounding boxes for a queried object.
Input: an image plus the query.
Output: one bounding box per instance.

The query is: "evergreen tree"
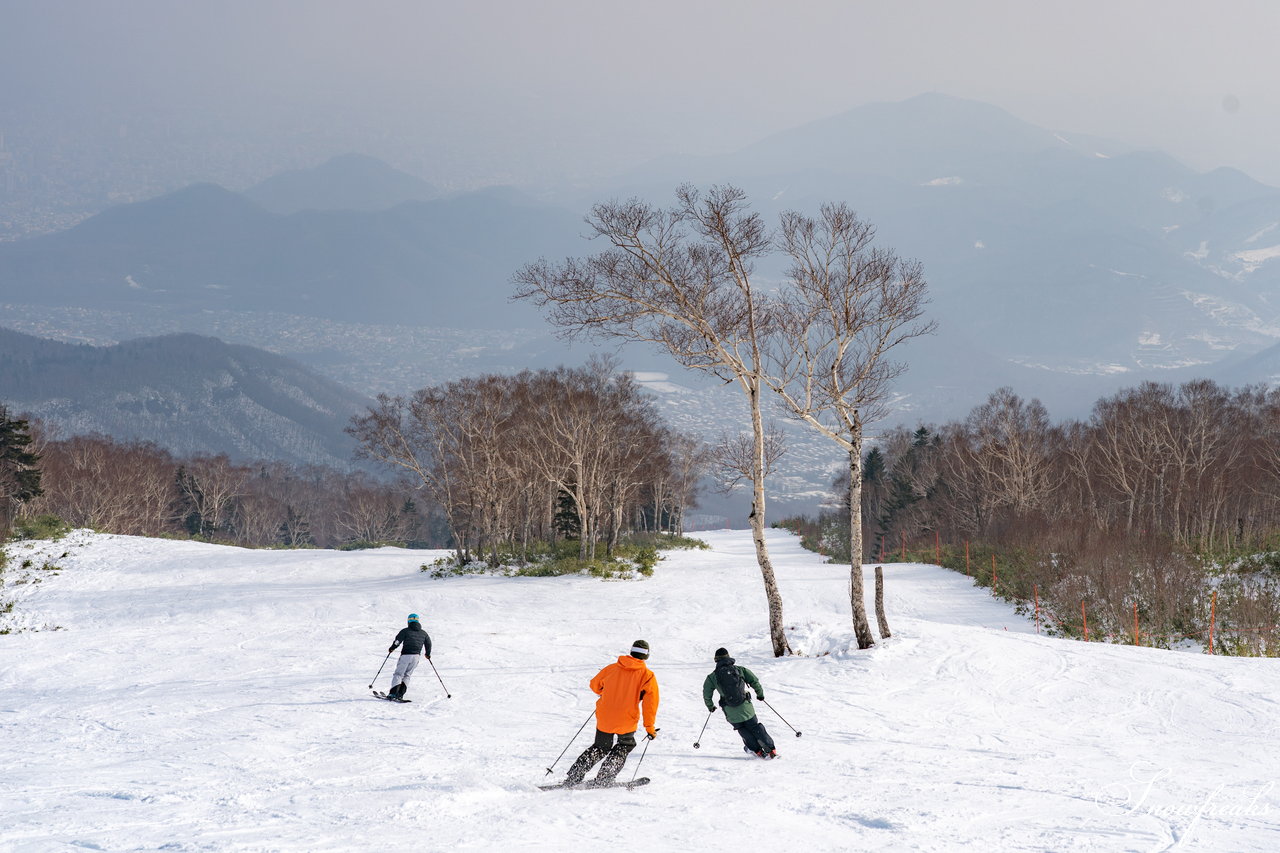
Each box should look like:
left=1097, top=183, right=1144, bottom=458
left=869, top=428, right=941, bottom=553
left=174, top=466, right=205, bottom=536
left=861, top=447, right=888, bottom=556
left=0, top=406, right=43, bottom=536
left=554, top=488, right=581, bottom=540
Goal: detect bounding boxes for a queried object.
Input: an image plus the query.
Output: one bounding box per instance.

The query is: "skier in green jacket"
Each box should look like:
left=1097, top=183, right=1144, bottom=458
left=702, top=647, right=777, bottom=759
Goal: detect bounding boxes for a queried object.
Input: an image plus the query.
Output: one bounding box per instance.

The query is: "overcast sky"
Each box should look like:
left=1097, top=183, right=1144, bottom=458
left=3, top=0, right=1279, bottom=191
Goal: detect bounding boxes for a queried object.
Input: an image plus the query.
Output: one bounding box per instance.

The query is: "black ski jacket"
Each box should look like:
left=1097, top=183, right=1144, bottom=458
left=392, top=622, right=432, bottom=657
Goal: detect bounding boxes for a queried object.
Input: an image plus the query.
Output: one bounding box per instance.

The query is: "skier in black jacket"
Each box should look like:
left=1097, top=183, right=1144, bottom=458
left=703, top=647, right=777, bottom=758
left=386, top=613, right=432, bottom=700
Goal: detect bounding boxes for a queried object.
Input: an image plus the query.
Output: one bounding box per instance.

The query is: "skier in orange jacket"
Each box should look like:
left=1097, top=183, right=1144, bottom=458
left=563, top=640, right=660, bottom=787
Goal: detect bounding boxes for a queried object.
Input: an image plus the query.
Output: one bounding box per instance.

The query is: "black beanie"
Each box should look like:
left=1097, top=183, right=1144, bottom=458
left=714, top=647, right=729, bottom=659
left=630, top=639, right=650, bottom=660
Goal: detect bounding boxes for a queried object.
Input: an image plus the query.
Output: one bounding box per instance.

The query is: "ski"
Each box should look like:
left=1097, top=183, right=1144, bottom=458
left=371, top=690, right=411, bottom=703
left=538, top=777, right=650, bottom=792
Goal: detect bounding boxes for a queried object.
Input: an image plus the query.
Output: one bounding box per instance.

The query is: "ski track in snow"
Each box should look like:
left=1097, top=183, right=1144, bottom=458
left=2, top=529, right=1279, bottom=851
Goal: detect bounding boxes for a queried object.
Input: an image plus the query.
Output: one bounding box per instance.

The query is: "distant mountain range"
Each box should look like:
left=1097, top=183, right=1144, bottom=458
left=611, top=93, right=1280, bottom=376
left=0, top=328, right=371, bottom=469
left=6, top=94, right=1280, bottom=510
left=0, top=180, right=579, bottom=328
left=5, top=95, right=1280, bottom=380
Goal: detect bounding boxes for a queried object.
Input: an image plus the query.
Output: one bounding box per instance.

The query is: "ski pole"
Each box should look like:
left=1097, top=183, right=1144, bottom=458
left=368, top=650, right=393, bottom=689
left=693, top=709, right=714, bottom=749
left=760, top=697, right=802, bottom=737
left=629, top=729, right=657, bottom=785
left=427, top=656, right=451, bottom=699
left=544, top=710, right=595, bottom=776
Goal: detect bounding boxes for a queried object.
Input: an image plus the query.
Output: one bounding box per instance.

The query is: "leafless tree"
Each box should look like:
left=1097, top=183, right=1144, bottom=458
left=350, top=382, right=491, bottom=563
left=176, top=454, right=250, bottom=539
left=350, top=363, right=688, bottom=566
left=522, top=361, right=642, bottom=561
left=515, top=185, right=793, bottom=655
left=27, top=436, right=174, bottom=535
left=763, top=203, right=934, bottom=649
left=665, top=432, right=711, bottom=536
left=712, top=422, right=787, bottom=494
left=962, top=388, right=1056, bottom=523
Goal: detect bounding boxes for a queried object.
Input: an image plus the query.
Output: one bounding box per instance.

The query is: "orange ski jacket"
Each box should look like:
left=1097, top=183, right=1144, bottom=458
left=590, top=655, right=659, bottom=736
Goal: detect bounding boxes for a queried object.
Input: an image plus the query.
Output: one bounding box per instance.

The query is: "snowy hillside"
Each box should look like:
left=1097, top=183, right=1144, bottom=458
left=2, top=529, right=1279, bottom=851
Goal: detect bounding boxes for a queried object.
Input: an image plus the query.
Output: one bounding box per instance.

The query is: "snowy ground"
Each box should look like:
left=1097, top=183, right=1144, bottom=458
left=2, top=529, right=1279, bottom=852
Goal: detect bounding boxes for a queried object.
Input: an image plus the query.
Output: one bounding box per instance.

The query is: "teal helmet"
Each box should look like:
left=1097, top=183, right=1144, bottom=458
left=407, top=613, right=420, bottom=624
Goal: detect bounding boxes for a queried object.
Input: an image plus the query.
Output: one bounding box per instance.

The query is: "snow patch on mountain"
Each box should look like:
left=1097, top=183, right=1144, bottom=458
left=1010, top=356, right=1132, bottom=375
left=1232, top=244, right=1280, bottom=273
left=1244, top=222, right=1279, bottom=244
left=1138, top=331, right=1165, bottom=347
left=1187, top=331, right=1243, bottom=351
left=1182, top=292, right=1280, bottom=338
left=630, top=371, right=692, bottom=394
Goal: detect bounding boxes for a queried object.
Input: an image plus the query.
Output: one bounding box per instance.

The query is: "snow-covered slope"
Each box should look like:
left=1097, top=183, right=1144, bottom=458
left=2, top=530, right=1278, bottom=851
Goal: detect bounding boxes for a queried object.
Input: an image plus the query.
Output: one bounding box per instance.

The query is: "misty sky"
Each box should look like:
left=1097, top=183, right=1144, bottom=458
left=3, top=0, right=1279, bottom=196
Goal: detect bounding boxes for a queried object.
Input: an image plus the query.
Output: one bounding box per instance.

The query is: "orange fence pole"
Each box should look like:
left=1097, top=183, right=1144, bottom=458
left=901, top=531, right=906, bottom=561
left=965, top=540, right=970, bottom=575
left=935, top=531, right=941, bottom=565
left=1034, top=584, right=1040, bottom=634
left=991, top=554, right=997, bottom=596
left=1209, top=591, right=1217, bottom=654
left=1133, top=602, right=1140, bottom=646
left=1082, top=600, right=1089, bottom=641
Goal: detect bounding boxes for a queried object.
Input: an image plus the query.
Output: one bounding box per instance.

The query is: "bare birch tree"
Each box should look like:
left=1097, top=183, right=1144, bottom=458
left=514, top=184, right=793, bottom=656
left=764, top=203, right=934, bottom=649
left=666, top=432, right=711, bottom=536
left=347, top=387, right=479, bottom=563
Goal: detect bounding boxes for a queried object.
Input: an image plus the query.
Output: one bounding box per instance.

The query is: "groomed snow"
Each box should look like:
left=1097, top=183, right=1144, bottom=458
left=3, top=529, right=1279, bottom=851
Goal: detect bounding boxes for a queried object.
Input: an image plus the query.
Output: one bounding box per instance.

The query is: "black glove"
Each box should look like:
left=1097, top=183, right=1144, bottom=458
left=705, top=705, right=715, bottom=713
left=388, top=645, right=397, bottom=654
left=646, top=728, right=660, bottom=740
left=755, top=693, right=764, bottom=701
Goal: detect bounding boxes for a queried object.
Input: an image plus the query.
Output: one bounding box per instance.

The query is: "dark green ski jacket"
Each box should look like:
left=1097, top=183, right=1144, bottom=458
left=702, top=660, right=764, bottom=725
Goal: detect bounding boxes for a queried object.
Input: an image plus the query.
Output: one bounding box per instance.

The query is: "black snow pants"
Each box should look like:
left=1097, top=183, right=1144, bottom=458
left=732, top=715, right=776, bottom=754
left=565, top=729, right=637, bottom=785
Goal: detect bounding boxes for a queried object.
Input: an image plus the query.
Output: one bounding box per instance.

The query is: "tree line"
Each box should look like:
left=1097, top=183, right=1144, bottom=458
left=0, top=406, right=445, bottom=549
left=792, top=381, right=1280, bottom=654
left=347, top=359, right=708, bottom=567
left=4, top=356, right=707, bottom=564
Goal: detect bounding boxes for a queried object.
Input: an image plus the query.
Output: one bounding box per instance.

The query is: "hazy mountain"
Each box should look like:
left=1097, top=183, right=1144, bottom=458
left=0, top=183, right=580, bottom=328
left=243, top=153, right=440, bottom=214
left=0, top=328, right=371, bottom=468
left=610, top=93, right=1280, bottom=377
left=1211, top=338, right=1280, bottom=388
left=9, top=100, right=1280, bottom=510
